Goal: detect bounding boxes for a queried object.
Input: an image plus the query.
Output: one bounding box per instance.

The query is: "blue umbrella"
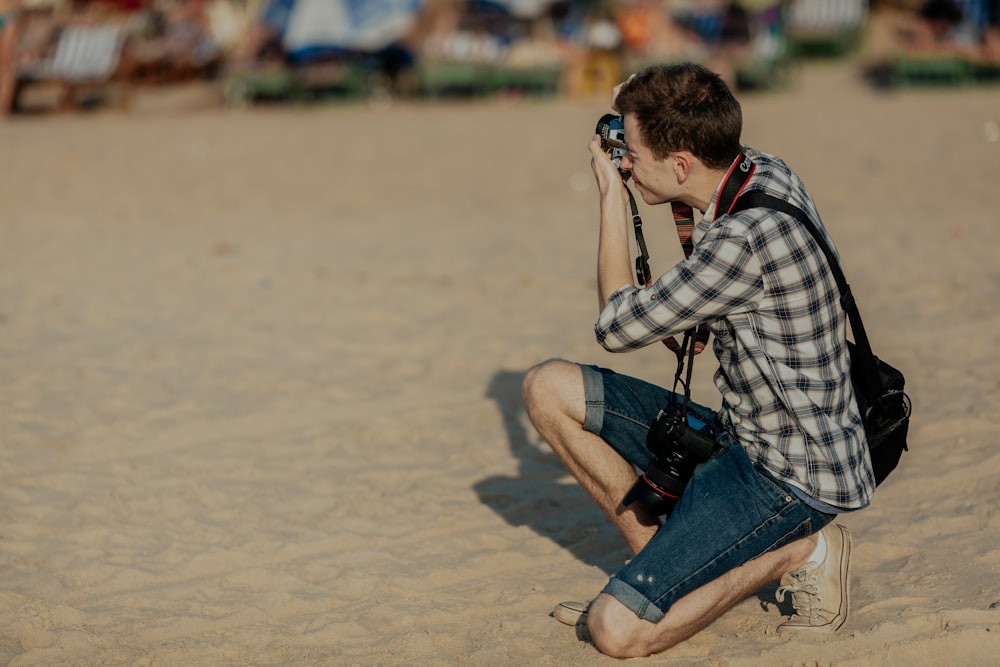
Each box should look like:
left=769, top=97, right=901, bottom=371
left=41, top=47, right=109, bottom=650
left=475, top=0, right=565, bottom=18
left=270, top=0, right=424, bottom=60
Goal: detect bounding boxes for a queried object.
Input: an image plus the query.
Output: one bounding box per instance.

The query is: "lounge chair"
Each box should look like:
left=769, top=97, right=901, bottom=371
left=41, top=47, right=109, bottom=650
left=786, top=0, right=868, bottom=57
left=13, top=22, right=130, bottom=112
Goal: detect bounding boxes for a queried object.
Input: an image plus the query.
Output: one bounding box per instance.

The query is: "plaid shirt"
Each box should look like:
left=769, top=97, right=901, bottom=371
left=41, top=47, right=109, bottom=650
left=595, top=147, right=875, bottom=510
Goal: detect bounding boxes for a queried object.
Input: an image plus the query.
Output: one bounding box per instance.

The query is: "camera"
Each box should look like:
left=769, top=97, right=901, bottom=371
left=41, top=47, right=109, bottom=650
left=623, top=407, right=717, bottom=517
left=596, top=113, right=627, bottom=169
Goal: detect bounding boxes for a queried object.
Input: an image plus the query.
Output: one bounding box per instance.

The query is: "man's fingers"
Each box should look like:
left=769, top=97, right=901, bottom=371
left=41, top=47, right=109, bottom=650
left=588, top=135, right=608, bottom=160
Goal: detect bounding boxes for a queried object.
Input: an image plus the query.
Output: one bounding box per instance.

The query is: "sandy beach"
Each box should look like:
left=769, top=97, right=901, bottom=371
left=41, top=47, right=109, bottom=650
left=2, top=62, right=1000, bottom=665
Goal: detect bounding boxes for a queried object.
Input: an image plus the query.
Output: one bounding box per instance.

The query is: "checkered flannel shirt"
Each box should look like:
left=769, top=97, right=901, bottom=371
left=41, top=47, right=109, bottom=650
left=595, top=147, right=875, bottom=510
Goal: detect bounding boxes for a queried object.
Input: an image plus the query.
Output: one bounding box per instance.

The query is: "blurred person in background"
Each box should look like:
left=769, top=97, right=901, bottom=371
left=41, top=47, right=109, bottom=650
left=129, top=0, right=223, bottom=83
left=985, top=0, right=1000, bottom=59
left=615, top=0, right=707, bottom=63
left=912, top=0, right=978, bottom=54
left=0, top=0, right=20, bottom=114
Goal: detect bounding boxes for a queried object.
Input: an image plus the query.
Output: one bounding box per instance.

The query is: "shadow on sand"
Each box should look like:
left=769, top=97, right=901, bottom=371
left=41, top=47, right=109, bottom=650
left=474, top=369, right=628, bottom=575
left=474, top=369, right=792, bottom=613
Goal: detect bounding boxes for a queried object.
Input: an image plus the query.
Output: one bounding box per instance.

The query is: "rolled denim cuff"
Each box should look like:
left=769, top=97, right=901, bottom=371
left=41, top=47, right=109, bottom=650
left=602, top=577, right=665, bottom=623
left=579, top=364, right=606, bottom=435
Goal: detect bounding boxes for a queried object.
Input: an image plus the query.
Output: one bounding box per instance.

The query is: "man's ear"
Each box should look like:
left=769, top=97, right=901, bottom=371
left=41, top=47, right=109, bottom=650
left=673, top=151, right=693, bottom=184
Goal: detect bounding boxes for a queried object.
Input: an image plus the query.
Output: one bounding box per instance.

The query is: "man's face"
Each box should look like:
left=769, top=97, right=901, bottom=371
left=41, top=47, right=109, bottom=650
left=620, top=113, right=677, bottom=206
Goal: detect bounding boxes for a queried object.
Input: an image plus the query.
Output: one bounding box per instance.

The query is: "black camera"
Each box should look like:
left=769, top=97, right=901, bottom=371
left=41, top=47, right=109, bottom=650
left=596, top=113, right=627, bottom=169
left=623, top=407, right=717, bottom=517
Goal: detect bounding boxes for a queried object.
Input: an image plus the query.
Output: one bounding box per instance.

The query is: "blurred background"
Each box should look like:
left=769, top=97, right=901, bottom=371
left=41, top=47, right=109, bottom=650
left=2, top=0, right=999, bottom=115
left=2, top=4, right=1000, bottom=663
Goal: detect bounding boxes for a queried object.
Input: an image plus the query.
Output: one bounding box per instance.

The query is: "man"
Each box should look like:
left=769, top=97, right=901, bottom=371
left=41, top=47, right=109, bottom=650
left=521, top=63, right=874, bottom=658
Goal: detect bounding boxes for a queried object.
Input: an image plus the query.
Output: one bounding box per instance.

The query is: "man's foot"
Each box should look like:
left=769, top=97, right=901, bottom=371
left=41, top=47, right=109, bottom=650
left=552, top=600, right=590, bottom=626
left=775, top=522, right=852, bottom=632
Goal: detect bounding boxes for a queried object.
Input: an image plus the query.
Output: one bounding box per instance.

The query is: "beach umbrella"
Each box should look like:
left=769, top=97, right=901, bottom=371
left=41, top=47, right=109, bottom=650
left=281, top=0, right=425, bottom=57
left=475, top=0, right=565, bottom=19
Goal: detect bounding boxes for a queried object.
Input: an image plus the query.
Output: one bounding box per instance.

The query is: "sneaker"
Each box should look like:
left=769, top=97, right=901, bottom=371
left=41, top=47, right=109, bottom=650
left=552, top=600, right=590, bottom=626
left=775, top=523, right=852, bottom=632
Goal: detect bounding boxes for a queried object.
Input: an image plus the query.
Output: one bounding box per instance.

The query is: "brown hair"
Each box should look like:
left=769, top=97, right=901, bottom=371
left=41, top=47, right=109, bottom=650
left=614, top=63, right=743, bottom=170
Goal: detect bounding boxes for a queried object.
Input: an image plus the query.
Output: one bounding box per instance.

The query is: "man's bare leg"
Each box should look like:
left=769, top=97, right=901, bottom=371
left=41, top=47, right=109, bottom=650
left=587, top=533, right=818, bottom=658
left=523, top=359, right=821, bottom=657
left=522, top=359, right=660, bottom=554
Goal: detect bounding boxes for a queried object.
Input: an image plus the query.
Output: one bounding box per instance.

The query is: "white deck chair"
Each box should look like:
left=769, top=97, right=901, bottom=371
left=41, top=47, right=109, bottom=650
left=786, top=0, right=869, bottom=56
left=47, top=25, right=125, bottom=81
left=787, top=0, right=868, bottom=34
left=15, top=23, right=129, bottom=111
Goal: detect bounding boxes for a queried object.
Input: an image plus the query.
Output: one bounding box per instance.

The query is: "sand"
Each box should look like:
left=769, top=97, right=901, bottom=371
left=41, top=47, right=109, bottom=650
left=2, top=62, right=1000, bottom=665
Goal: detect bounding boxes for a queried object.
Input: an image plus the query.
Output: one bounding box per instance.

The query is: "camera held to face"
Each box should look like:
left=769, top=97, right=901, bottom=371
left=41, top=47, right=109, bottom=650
left=596, top=113, right=627, bottom=170
left=598, top=111, right=714, bottom=516
left=623, top=407, right=717, bottom=517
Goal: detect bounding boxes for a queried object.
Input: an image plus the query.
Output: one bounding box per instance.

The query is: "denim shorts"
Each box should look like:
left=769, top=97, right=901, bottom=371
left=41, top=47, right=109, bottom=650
left=580, top=364, right=834, bottom=623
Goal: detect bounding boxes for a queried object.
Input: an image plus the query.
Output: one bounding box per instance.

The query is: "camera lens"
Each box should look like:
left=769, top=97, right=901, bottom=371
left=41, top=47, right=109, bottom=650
left=622, top=410, right=715, bottom=518
left=622, top=474, right=680, bottom=516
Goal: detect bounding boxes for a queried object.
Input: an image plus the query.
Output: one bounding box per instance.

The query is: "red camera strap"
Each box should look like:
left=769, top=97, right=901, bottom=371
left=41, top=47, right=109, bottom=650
left=715, top=152, right=756, bottom=216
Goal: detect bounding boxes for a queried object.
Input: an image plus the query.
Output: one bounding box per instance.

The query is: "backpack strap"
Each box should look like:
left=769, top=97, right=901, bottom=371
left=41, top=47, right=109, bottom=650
left=728, top=190, right=883, bottom=401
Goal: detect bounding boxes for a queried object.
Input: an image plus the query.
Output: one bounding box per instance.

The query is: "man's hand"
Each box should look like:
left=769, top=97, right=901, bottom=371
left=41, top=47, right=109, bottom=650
left=588, top=135, right=626, bottom=198
left=589, top=135, right=634, bottom=307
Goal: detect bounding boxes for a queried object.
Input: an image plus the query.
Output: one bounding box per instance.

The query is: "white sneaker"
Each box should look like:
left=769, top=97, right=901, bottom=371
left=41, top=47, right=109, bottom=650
left=776, top=523, right=852, bottom=632
left=552, top=600, right=589, bottom=626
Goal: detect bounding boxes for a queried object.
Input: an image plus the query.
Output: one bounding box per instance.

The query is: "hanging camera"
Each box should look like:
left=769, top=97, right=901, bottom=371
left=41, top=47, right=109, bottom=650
left=623, top=406, right=717, bottom=517
left=622, top=331, right=718, bottom=518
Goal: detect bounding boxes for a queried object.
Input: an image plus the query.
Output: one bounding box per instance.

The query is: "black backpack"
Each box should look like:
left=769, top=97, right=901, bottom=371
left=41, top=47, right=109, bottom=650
left=730, top=191, right=911, bottom=485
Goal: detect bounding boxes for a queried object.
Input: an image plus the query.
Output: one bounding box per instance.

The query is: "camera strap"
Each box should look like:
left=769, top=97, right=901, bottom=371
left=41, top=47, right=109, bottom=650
left=621, top=151, right=758, bottom=411
left=624, top=185, right=652, bottom=287
left=661, top=152, right=755, bottom=415
left=670, top=329, right=699, bottom=418
left=665, top=202, right=711, bottom=355
left=623, top=186, right=705, bottom=362
left=715, top=152, right=756, bottom=215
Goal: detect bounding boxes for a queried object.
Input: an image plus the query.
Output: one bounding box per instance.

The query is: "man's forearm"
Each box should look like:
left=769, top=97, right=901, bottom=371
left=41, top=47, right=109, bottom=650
left=597, top=187, right=636, bottom=308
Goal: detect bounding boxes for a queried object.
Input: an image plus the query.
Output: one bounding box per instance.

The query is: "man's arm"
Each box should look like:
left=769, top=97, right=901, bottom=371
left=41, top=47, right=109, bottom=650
left=594, top=226, right=762, bottom=352
left=588, top=136, right=635, bottom=308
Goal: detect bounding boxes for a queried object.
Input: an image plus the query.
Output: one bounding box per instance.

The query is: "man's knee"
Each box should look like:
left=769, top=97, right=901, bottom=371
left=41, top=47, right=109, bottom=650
left=521, top=359, right=583, bottom=420
left=587, top=593, right=665, bottom=658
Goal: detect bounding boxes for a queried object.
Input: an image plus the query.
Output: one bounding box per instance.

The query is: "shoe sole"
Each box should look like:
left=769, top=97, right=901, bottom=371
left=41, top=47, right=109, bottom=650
left=832, top=523, right=851, bottom=632
left=553, top=601, right=588, bottom=626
